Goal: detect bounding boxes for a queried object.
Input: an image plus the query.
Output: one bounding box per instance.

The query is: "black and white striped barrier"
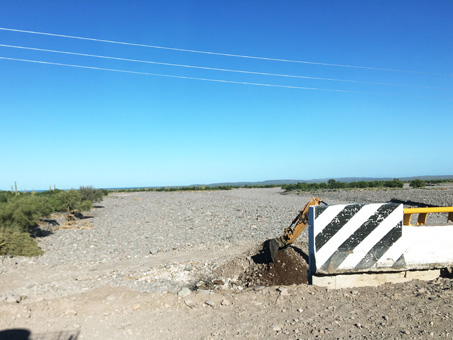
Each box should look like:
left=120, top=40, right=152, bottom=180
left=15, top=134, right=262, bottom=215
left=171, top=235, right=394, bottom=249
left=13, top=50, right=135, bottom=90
left=308, top=203, right=453, bottom=278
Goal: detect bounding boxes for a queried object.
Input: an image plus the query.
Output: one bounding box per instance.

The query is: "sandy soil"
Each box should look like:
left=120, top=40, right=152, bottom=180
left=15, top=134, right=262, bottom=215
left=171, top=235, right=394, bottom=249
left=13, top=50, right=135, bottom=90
left=1, top=187, right=453, bottom=340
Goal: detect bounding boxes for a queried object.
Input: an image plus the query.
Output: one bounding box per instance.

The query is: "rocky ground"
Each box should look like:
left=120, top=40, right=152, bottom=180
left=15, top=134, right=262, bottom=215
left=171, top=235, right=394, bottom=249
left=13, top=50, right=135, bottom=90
left=0, top=186, right=453, bottom=339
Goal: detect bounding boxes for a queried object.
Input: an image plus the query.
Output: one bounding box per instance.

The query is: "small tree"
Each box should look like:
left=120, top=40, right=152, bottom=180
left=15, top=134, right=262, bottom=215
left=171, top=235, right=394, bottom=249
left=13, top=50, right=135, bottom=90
left=79, top=186, right=105, bottom=203
left=328, top=179, right=336, bottom=189
left=410, top=179, right=426, bottom=188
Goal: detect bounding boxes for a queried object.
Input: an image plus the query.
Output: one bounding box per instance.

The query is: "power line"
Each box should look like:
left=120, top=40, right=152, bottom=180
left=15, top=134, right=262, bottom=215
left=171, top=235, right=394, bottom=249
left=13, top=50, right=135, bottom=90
left=1, top=43, right=448, bottom=91
left=0, top=56, right=396, bottom=95
left=1, top=56, right=450, bottom=101
left=1, top=27, right=451, bottom=77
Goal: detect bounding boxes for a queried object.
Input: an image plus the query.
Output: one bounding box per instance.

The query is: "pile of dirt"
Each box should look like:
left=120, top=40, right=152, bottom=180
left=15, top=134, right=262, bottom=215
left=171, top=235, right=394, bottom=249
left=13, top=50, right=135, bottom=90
left=212, top=243, right=310, bottom=288
left=239, top=246, right=309, bottom=286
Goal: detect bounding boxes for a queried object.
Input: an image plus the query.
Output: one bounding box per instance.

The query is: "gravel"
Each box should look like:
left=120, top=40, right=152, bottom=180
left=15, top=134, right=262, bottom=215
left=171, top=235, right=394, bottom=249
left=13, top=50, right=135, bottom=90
left=35, top=186, right=453, bottom=265
left=32, top=188, right=329, bottom=267
left=1, top=186, right=452, bottom=299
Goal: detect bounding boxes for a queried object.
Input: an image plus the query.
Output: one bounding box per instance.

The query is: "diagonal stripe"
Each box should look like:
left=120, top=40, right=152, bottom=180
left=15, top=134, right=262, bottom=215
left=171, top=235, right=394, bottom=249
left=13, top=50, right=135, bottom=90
left=338, top=205, right=402, bottom=270
left=354, top=222, right=402, bottom=270
left=376, top=232, right=407, bottom=267
left=320, top=250, right=349, bottom=272
left=392, top=254, right=406, bottom=268
left=314, top=205, right=328, bottom=220
left=315, top=204, right=382, bottom=266
left=315, top=204, right=362, bottom=251
left=335, top=204, right=399, bottom=253
left=313, top=204, right=349, bottom=238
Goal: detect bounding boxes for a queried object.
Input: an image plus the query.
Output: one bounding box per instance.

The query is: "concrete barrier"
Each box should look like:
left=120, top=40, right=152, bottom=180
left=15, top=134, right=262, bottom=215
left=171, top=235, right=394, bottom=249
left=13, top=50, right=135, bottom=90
left=308, top=203, right=453, bottom=282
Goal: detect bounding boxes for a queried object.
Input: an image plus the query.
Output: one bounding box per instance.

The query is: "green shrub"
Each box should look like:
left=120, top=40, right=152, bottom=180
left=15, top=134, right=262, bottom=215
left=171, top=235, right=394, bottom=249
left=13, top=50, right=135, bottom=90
left=59, top=190, right=84, bottom=211
left=0, top=191, right=14, bottom=203
left=0, top=196, right=51, bottom=233
left=384, top=179, right=404, bottom=188
left=79, top=186, right=105, bottom=203
left=0, top=185, right=107, bottom=257
left=283, top=178, right=404, bottom=192
left=410, top=179, right=426, bottom=188
left=42, top=189, right=94, bottom=213
left=0, top=229, right=43, bottom=256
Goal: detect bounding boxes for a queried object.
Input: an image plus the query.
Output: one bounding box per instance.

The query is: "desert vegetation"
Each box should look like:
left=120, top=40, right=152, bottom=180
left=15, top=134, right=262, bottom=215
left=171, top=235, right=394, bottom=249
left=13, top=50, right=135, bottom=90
left=0, top=186, right=107, bottom=256
left=108, top=184, right=282, bottom=193
left=282, top=178, right=405, bottom=191
left=1, top=178, right=450, bottom=256
left=410, top=179, right=426, bottom=188
left=109, top=185, right=235, bottom=193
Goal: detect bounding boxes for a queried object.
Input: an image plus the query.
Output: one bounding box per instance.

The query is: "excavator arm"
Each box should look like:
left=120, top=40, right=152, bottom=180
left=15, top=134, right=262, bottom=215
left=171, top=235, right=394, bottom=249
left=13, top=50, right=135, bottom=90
left=268, top=197, right=324, bottom=262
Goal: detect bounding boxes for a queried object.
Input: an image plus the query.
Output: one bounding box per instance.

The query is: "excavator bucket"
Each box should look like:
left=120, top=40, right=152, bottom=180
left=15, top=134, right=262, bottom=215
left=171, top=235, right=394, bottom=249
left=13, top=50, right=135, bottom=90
left=268, top=238, right=281, bottom=262
left=265, top=198, right=325, bottom=263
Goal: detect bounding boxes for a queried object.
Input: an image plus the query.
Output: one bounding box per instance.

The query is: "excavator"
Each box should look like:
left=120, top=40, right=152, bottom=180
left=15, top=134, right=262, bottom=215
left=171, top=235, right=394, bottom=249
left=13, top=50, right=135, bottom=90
left=267, top=197, right=327, bottom=262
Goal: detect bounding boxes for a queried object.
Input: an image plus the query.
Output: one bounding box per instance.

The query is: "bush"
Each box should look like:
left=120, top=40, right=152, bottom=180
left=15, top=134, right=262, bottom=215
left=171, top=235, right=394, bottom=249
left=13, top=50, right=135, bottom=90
left=0, top=191, right=14, bottom=203
left=79, top=186, right=105, bottom=203
left=0, top=229, right=43, bottom=256
left=283, top=179, right=404, bottom=192
left=0, top=185, right=107, bottom=256
left=410, top=179, right=426, bottom=188
left=0, top=196, right=51, bottom=233
left=59, top=190, right=86, bottom=212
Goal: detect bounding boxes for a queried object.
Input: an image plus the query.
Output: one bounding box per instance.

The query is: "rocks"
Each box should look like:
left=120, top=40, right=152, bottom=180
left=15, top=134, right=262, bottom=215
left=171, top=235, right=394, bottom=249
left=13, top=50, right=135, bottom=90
left=277, top=287, right=290, bottom=296
left=3, top=294, right=23, bottom=304
left=195, top=281, right=207, bottom=290
left=1, top=187, right=453, bottom=339
left=177, top=287, right=191, bottom=297
left=2, top=187, right=453, bottom=337
left=204, top=300, right=215, bottom=307
left=212, top=279, right=224, bottom=286
left=272, top=325, right=281, bottom=332
left=184, top=299, right=195, bottom=308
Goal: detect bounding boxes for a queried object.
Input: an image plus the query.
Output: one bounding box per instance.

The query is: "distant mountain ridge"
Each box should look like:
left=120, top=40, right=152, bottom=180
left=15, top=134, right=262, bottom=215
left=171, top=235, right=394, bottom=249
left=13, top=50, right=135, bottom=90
left=201, top=175, right=453, bottom=187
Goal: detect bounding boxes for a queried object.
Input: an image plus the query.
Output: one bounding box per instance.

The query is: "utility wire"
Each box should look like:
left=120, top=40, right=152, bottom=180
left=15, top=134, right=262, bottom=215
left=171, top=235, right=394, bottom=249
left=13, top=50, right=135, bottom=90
left=0, top=27, right=451, bottom=77
left=0, top=43, right=447, bottom=91
left=1, top=56, right=450, bottom=100
left=0, top=56, right=396, bottom=95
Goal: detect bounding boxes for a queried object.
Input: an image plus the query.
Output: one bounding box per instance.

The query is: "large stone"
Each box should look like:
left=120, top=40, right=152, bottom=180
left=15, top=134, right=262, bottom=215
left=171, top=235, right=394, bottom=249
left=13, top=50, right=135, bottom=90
left=177, top=287, right=191, bottom=297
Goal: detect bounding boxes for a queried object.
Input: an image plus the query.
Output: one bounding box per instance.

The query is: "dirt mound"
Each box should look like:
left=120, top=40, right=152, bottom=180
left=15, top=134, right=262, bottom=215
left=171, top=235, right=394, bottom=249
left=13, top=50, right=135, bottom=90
left=213, top=243, right=309, bottom=288
left=240, top=246, right=309, bottom=286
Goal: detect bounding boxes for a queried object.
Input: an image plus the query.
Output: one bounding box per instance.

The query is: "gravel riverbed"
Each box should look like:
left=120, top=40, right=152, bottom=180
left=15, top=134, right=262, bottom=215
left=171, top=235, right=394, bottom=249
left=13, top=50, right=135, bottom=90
left=2, top=187, right=453, bottom=297
left=1, top=186, right=453, bottom=339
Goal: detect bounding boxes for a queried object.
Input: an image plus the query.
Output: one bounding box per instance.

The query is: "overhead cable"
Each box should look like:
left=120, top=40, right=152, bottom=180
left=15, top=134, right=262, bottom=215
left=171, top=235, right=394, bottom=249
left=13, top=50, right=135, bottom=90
left=0, top=56, right=397, bottom=95
left=1, top=56, right=451, bottom=100
left=0, top=27, right=450, bottom=77
left=0, top=43, right=447, bottom=91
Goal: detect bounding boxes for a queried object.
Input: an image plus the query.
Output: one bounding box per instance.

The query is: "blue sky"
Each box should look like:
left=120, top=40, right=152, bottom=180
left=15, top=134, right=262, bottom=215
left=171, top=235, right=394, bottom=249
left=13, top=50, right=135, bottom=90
left=0, top=1, right=452, bottom=190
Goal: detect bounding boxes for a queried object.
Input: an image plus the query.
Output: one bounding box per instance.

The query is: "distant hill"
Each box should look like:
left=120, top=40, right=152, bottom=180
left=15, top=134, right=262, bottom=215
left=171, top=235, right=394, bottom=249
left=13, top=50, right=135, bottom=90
left=202, top=175, right=453, bottom=187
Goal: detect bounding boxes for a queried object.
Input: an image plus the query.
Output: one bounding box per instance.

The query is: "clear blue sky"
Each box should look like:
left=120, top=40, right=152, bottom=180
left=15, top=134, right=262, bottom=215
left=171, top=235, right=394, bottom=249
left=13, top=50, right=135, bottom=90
left=0, top=1, right=452, bottom=190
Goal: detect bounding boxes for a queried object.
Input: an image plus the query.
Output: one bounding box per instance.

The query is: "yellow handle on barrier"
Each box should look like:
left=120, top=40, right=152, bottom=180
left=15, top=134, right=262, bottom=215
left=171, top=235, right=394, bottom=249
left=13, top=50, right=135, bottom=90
left=403, top=207, right=453, bottom=226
